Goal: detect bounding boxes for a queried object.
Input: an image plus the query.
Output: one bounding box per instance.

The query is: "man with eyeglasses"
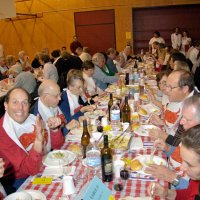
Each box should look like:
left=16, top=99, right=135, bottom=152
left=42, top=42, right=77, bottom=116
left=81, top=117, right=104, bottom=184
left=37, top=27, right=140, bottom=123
left=33, top=79, right=80, bottom=136
left=146, top=95, right=200, bottom=190
left=150, top=69, right=195, bottom=141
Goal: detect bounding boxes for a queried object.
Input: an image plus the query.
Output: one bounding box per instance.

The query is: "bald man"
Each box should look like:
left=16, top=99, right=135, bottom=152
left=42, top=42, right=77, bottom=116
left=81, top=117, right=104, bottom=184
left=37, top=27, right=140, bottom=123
left=33, top=80, right=79, bottom=136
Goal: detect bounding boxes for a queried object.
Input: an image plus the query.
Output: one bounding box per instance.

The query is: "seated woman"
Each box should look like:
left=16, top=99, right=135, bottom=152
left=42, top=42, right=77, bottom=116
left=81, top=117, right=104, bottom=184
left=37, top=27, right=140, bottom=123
left=92, top=53, right=118, bottom=90
left=0, top=88, right=64, bottom=194
left=59, top=72, right=95, bottom=123
left=82, top=60, right=103, bottom=96
left=148, top=124, right=200, bottom=199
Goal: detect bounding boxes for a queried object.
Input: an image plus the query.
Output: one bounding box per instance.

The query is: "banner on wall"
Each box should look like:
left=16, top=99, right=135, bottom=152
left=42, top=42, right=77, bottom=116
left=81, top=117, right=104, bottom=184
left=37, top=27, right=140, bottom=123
left=0, top=0, right=16, bottom=19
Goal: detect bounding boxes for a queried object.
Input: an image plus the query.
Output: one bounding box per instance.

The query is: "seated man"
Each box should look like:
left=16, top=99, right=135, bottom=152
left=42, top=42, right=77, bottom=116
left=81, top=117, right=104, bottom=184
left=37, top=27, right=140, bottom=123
left=0, top=87, right=64, bottom=194
left=33, top=79, right=79, bottom=136
left=150, top=69, right=195, bottom=141
left=92, top=53, right=118, bottom=90
left=146, top=95, right=200, bottom=190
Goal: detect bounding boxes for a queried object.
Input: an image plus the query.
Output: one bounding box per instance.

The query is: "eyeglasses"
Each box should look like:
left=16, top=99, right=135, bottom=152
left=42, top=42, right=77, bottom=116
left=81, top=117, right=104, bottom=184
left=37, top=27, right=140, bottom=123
left=165, top=84, right=180, bottom=91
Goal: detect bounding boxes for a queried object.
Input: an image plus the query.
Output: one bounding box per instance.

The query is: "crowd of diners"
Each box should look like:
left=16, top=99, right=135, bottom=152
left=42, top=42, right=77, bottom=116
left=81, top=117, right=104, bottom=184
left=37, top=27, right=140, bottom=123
left=0, top=28, right=199, bottom=199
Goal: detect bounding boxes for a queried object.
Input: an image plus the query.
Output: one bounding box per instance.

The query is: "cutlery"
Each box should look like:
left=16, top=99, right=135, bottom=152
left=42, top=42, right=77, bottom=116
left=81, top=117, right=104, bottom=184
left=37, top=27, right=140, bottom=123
left=111, top=125, right=130, bottom=144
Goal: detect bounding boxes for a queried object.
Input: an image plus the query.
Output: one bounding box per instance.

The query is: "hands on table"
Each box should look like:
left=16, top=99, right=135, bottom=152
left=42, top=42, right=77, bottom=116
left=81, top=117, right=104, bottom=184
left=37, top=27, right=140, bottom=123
left=149, top=114, right=164, bottom=126
left=149, top=128, right=168, bottom=141
left=66, top=119, right=80, bottom=130
left=145, top=164, right=177, bottom=183
left=147, top=182, right=176, bottom=200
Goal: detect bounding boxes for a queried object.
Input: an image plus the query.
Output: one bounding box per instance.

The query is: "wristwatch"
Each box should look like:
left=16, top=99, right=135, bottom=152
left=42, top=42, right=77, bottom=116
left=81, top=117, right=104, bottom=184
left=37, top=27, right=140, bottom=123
left=172, top=175, right=180, bottom=186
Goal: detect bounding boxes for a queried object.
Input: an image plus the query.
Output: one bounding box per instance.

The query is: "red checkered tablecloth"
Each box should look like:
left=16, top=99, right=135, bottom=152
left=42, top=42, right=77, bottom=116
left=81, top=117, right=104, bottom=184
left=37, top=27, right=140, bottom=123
left=18, top=136, right=168, bottom=200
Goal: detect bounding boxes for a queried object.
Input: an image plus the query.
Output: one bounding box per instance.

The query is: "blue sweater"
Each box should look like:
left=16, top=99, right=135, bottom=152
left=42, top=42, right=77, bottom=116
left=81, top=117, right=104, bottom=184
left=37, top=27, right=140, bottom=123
left=59, top=90, right=83, bottom=122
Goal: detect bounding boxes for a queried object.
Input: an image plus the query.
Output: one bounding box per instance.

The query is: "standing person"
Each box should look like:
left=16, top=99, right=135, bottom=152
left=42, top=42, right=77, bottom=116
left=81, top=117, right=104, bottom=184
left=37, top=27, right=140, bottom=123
left=70, top=35, right=83, bottom=55
left=149, top=31, right=165, bottom=54
left=181, top=31, right=192, bottom=55
left=171, top=27, right=182, bottom=50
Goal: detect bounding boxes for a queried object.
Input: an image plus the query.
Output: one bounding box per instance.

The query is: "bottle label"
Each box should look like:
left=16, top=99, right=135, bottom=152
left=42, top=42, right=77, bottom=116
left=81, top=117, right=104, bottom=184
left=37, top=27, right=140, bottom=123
left=86, top=150, right=101, bottom=167
left=104, top=159, right=112, bottom=175
left=111, top=110, right=120, bottom=121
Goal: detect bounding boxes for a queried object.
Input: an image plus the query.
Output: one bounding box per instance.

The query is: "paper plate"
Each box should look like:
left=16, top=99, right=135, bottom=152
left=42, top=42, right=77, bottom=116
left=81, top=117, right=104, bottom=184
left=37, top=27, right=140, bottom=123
left=134, top=125, right=159, bottom=137
left=70, top=127, right=83, bottom=135
left=43, top=150, right=76, bottom=167
left=26, top=190, right=46, bottom=200
left=140, top=103, right=161, bottom=116
left=131, top=154, right=167, bottom=175
left=4, top=191, right=32, bottom=200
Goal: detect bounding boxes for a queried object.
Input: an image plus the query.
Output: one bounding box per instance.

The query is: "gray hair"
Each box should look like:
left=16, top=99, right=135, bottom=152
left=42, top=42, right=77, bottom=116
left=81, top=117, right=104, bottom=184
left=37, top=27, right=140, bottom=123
left=183, top=94, right=200, bottom=122
left=92, top=53, right=105, bottom=66
left=174, top=61, right=190, bottom=72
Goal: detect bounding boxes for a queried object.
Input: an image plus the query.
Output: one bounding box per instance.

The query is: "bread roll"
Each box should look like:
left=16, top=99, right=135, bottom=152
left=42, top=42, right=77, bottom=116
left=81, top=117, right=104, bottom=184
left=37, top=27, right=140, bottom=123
left=139, top=108, right=148, bottom=115
left=131, top=159, right=143, bottom=171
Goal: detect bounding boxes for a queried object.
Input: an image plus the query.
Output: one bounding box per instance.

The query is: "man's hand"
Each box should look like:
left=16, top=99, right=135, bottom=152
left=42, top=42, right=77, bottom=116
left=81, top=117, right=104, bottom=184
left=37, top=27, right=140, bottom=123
left=66, top=119, right=79, bottom=130
left=145, top=164, right=177, bottom=183
left=150, top=114, right=164, bottom=126
left=47, top=117, right=61, bottom=129
left=34, top=114, right=44, bottom=153
left=149, top=128, right=168, bottom=141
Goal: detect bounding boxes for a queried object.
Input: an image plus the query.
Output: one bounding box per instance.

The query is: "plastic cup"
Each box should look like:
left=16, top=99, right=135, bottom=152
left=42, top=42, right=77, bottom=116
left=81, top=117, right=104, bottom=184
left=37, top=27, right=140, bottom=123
left=63, top=176, right=76, bottom=195
left=116, top=88, right=121, bottom=95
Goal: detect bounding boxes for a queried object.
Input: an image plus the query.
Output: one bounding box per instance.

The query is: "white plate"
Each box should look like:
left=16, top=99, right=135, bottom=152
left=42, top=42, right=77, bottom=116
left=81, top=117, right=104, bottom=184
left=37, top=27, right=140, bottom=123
left=85, top=110, right=106, bottom=119
left=25, top=190, right=46, bottom=200
left=132, top=154, right=167, bottom=175
left=70, top=127, right=83, bottom=135
left=43, top=150, right=76, bottom=167
left=119, top=197, right=151, bottom=200
left=134, top=125, right=159, bottom=136
left=4, top=191, right=32, bottom=200
left=146, top=80, right=157, bottom=86
left=140, top=103, right=161, bottom=116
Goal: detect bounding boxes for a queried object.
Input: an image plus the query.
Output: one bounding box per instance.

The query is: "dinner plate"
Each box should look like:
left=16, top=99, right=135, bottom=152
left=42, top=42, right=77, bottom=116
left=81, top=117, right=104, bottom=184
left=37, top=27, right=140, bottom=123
left=4, top=191, right=32, bottom=200
left=119, top=197, right=151, bottom=200
left=43, top=150, right=76, bottom=167
left=85, top=110, right=106, bottom=119
left=140, top=103, right=161, bottom=116
left=134, top=125, right=160, bottom=136
left=25, top=190, right=46, bottom=200
left=70, top=127, right=83, bottom=135
left=146, top=80, right=157, bottom=86
left=131, top=154, right=167, bottom=175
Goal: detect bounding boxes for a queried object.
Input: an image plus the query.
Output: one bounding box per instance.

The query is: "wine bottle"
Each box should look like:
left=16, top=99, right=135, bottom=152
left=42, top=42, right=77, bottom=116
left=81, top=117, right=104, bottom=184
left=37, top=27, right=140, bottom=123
left=122, top=96, right=131, bottom=123
left=101, top=135, right=113, bottom=182
left=125, top=73, right=129, bottom=85
left=108, top=93, right=113, bottom=121
left=81, top=120, right=90, bottom=159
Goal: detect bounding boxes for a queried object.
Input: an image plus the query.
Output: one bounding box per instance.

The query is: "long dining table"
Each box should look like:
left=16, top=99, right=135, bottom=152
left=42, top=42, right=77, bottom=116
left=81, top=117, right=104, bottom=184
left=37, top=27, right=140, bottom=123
left=18, top=59, right=168, bottom=199
left=18, top=134, right=167, bottom=200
